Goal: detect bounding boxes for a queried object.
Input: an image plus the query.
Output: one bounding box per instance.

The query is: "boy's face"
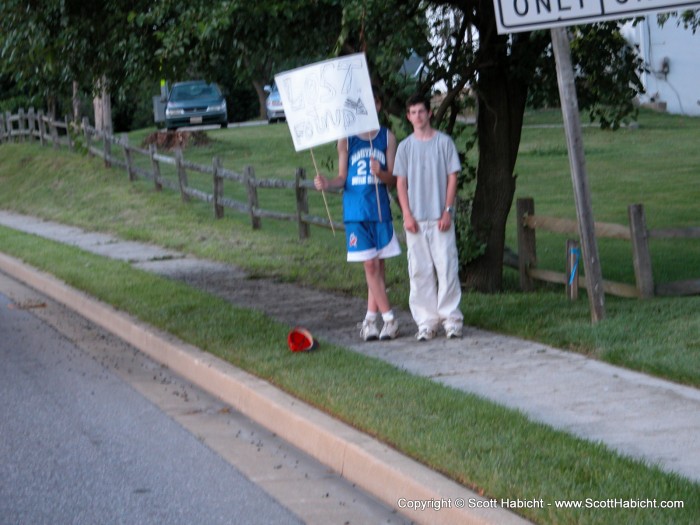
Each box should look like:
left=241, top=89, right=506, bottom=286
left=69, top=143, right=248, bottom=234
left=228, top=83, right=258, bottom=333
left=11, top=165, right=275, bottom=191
left=406, top=103, right=431, bottom=129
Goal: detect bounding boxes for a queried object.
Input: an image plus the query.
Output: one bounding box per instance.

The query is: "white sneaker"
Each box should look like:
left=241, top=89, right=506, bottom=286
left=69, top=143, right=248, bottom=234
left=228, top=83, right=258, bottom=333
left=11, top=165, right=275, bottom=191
left=379, top=319, right=399, bottom=340
left=415, top=327, right=436, bottom=341
left=359, top=319, right=379, bottom=341
left=445, top=325, right=463, bottom=339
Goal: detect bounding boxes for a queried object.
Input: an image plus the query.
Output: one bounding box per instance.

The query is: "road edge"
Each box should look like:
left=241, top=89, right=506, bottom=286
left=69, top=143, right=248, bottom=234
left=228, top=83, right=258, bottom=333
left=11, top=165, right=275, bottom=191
left=0, top=251, right=529, bottom=525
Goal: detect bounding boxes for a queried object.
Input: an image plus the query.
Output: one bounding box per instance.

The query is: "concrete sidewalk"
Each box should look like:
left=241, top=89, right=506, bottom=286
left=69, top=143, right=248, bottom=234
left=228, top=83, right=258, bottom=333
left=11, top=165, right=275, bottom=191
left=1, top=211, right=698, bottom=495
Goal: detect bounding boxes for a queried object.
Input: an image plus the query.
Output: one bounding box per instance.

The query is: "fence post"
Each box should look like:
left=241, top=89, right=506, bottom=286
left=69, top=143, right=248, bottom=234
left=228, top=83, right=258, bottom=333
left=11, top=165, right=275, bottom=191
left=37, top=111, right=47, bottom=146
left=49, top=116, right=60, bottom=149
left=295, top=167, right=310, bottom=240
left=27, top=108, right=36, bottom=141
left=212, top=156, right=224, bottom=219
left=566, top=239, right=580, bottom=300
left=516, top=198, right=536, bottom=292
left=5, top=112, right=12, bottom=142
left=628, top=203, right=654, bottom=299
left=102, top=130, right=111, bottom=166
left=18, top=108, right=26, bottom=142
left=175, top=148, right=189, bottom=202
left=245, top=165, right=261, bottom=229
left=6, top=112, right=13, bottom=142
left=65, top=115, right=74, bottom=151
left=122, top=134, right=135, bottom=181
left=149, top=144, right=162, bottom=191
left=0, top=113, right=6, bottom=143
left=82, top=117, right=93, bottom=157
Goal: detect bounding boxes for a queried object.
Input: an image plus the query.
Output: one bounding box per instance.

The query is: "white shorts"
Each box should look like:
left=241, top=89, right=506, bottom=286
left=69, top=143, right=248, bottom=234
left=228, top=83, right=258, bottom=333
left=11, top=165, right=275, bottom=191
left=346, top=221, right=402, bottom=262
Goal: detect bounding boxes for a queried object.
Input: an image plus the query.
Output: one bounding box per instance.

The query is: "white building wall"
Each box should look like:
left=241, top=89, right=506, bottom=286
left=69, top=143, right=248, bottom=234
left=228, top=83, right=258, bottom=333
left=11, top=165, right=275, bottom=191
left=625, top=16, right=700, bottom=116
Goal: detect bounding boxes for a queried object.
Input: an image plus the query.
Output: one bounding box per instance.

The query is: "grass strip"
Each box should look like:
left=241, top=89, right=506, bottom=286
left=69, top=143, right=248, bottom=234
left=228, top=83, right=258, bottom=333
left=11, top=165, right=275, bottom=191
left=0, top=140, right=699, bottom=387
left=1, top=225, right=697, bottom=525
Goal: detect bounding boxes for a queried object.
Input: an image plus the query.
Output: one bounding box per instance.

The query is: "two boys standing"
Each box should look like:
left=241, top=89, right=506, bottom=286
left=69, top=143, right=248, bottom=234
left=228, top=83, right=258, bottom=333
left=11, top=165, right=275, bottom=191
left=315, top=93, right=463, bottom=342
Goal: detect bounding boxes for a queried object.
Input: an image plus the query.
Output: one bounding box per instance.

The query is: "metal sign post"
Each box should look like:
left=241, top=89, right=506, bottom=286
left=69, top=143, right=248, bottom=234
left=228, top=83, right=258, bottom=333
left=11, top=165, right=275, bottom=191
left=550, top=27, right=606, bottom=323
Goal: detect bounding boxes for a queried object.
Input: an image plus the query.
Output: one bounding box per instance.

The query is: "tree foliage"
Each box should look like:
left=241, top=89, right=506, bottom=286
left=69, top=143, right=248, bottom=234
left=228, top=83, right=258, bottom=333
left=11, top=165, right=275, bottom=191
left=527, top=23, right=644, bottom=130
left=0, top=0, right=158, bottom=118
left=0, top=1, right=71, bottom=112
left=134, top=0, right=344, bottom=119
left=660, top=9, right=700, bottom=32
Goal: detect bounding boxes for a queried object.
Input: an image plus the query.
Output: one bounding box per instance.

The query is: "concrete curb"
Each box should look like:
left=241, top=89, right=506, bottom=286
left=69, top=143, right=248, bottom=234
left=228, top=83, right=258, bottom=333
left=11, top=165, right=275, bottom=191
left=0, top=251, right=529, bottom=525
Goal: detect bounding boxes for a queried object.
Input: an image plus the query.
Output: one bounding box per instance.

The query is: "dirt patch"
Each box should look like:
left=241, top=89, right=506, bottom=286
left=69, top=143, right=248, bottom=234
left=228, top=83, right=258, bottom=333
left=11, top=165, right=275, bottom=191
left=135, top=259, right=390, bottom=347
left=162, top=266, right=367, bottom=342
left=141, top=130, right=211, bottom=151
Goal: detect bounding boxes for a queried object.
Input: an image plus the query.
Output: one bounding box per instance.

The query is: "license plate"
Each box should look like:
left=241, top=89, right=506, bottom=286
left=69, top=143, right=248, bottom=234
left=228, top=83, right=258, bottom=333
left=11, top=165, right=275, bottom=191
left=190, top=116, right=203, bottom=124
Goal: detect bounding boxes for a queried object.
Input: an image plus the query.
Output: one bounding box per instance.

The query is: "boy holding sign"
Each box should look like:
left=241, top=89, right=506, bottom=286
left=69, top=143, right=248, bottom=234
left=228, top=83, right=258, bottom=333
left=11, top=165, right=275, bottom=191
left=314, top=92, right=401, bottom=341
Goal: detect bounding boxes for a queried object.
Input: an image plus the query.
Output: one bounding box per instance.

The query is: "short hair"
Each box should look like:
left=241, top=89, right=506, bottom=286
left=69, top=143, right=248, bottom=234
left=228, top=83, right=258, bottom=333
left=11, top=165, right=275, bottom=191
left=405, top=93, right=430, bottom=112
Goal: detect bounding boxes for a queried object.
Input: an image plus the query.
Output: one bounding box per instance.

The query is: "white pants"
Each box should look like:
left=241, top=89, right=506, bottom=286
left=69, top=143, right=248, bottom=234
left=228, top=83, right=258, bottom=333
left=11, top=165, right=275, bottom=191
left=405, top=221, right=463, bottom=331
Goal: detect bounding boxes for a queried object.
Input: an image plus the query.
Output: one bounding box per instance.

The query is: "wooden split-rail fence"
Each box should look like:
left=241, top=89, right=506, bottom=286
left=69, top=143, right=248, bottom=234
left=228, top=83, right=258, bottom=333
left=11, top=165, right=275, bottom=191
left=0, top=108, right=344, bottom=239
left=516, top=197, right=700, bottom=299
left=0, top=107, right=74, bottom=150
left=3, top=109, right=697, bottom=299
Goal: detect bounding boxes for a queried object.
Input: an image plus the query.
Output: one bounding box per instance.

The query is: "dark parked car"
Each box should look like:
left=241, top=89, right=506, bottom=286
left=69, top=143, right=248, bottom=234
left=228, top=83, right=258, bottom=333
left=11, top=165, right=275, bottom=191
left=165, top=81, right=228, bottom=130
left=264, top=83, right=285, bottom=123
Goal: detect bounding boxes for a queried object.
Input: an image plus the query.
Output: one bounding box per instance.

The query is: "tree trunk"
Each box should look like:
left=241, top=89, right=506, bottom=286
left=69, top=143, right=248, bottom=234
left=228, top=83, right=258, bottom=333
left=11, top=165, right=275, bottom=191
left=47, top=95, right=57, bottom=119
left=463, top=4, right=528, bottom=292
left=93, top=76, right=112, bottom=133
left=72, top=81, right=81, bottom=123
left=252, top=80, right=267, bottom=121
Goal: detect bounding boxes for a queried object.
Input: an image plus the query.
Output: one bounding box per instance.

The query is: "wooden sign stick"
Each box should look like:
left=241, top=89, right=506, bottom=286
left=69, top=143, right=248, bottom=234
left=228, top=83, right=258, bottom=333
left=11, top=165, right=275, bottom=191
left=369, top=136, right=383, bottom=223
left=309, top=148, right=335, bottom=236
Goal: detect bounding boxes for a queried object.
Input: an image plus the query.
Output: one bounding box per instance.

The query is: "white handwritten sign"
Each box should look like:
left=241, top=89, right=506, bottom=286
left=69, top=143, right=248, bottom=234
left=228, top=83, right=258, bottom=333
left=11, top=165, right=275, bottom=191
left=494, top=0, right=700, bottom=34
left=274, top=53, right=379, bottom=151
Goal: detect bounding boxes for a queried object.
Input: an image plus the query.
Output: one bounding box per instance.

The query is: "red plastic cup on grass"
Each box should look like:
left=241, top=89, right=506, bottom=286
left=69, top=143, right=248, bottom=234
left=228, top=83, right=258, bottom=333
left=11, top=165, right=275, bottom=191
left=287, top=327, right=317, bottom=352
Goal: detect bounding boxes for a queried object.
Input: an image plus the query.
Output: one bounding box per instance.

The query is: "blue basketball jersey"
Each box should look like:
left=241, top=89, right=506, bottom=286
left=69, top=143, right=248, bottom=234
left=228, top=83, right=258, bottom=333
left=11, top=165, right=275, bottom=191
left=343, top=128, right=392, bottom=222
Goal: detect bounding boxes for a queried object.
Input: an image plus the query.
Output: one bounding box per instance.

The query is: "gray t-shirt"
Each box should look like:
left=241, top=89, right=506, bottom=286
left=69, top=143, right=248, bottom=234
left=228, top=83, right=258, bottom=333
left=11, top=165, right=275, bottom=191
left=393, top=131, right=461, bottom=221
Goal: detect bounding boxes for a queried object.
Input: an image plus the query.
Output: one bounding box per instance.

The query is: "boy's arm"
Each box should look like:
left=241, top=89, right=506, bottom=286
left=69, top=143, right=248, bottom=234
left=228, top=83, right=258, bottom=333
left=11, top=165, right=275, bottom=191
left=396, top=176, right=418, bottom=233
left=314, top=138, right=348, bottom=191
left=438, top=172, right=459, bottom=232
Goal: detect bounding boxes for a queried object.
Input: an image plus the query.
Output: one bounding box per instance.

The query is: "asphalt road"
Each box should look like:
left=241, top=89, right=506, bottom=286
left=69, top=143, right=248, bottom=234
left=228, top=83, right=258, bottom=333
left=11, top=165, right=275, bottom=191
left=0, top=277, right=405, bottom=525
left=0, top=289, right=304, bottom=525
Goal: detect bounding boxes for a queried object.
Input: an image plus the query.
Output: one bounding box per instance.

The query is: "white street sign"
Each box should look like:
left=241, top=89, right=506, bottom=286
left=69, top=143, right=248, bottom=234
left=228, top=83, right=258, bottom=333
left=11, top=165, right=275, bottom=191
left=494, top=0, right=700, bottom=34
left=275, top=53, right=379, bottom=151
